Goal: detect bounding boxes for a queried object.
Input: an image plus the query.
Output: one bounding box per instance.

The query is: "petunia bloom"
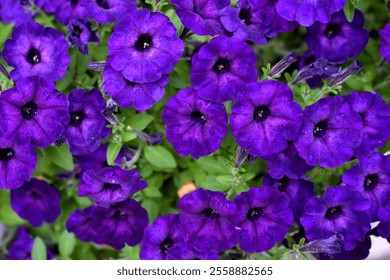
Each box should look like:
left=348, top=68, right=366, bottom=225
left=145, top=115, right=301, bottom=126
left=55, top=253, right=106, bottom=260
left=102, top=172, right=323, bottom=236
left=0, top=76, right=70, bottom=148
left=0, top=138, right=37, bottom=190
left=380, top=23, right=390, bottom=64
left=42, top=0, right=88, bottom=25
left=3, top=22, right=70, bottom=81
left=276, top=0, right=347, bottom=27
left=171, top=0, right=230, bottom=36
left=166, top=242, right=220, bottom=260
left=344, top=91, right=390, bottom=158
left=230, top=80, right=303, bottom=157
left=178, top=189, right=240, bottom=252
left=162, top=88, right=228, bottom=159
left=78, top=166, right=147, bottom=208
left=305, top=10, right=369, bottom=64
left=67, top=19, right=99, bottom=56
left=140, top=214, right=183, bottom=260
left=11, top=178, right=61, bottom=227
left=191, top=36, right=258, bottom=103
left=263, top=175, right=315, bottom=222
left=64, top=88, right=110, bottom=156
left=300, top=185, right=371, bottom=250
left=295, top=96, right=363, bottom=168
left=343, top=153, right=390, bottom=221
left=102, top=60, right=169, bottom=111
left=234, top=187, right=293, bottom=252
left=66, top=205, right=100, bottom=244
left=108, top=9, right=184, bottom=83
left=0, top=0, right=34, bottom=25
left=83, top=0, right=137, bottom=24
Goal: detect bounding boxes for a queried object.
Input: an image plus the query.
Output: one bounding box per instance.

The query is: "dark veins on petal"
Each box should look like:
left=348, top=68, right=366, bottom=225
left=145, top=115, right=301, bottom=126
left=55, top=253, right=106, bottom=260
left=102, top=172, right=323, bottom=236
left=97, top=0, right=110, bottom=10
left=253, top=105, right=271, bottom=122
left=135, top=34, right=153, bottom=52
left=239, top=8, right=253, bottom=25
left=26, top=47, right=41, bottom=65
left=324, top=23, right=341, bottom=39
left=313, top=120, right=328, bottom=138
left=247, top=207, right=264, bottom=222
left=363, top=174, right=379, bottom=191
left=160, top=237, right=174, bottom=255
left=190, top=111, right=207, bottom=124
left=0, top=148, right=15, bottom=161
left=70, top=110, right=86, bottom=127
left=278, top=176, right=290, bottom=192
left=102, top=183, right=122, bottom=191
left=325, top=206, right=343, bottom=220
left=21, top=101, right=38, bottom=120
left=213, top=58, right=231, bottom=74
left=72, top=25, right=83, bottom=38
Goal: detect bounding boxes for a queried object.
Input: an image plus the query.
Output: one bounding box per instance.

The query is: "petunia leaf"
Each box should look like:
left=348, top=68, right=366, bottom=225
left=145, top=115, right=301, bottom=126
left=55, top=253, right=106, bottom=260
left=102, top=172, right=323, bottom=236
left=144, top=145, right=177, bottom=169
left=59, top=231, right=76, bottom=258
left=45, top=145, right=74, bottom=171
left=32, top=237, right=47, bottom=260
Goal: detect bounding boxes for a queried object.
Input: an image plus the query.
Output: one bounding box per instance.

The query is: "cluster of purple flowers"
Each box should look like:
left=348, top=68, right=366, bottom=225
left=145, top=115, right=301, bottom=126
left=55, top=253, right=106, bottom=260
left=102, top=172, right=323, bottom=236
left=1, top=0, right=390, bottom=261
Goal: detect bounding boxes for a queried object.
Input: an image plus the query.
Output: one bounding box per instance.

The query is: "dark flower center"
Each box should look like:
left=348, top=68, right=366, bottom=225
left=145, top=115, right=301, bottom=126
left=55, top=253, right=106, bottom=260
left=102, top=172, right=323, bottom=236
left=160, top=237, right=174, bottom=255
left=20, top=0, right=29, bottom=5
left=97, top=0, right=110, bottom=9
left=70, top=110, right=86, bottom=127
left=363, top=174, right=379, bottom=191
left=313, top=120, right=328, bottom=138
left=26, top=47, right=41, bottom=65
left=202, top=208, right=220, bottom=219
left=71, top=25, right=83, bottom=38
left=0, top=148, right=15, bottom=161
left=21, top=101, right=38, bottom=120
left=324, top=23, right=341, bottom=39
left=213, top=58, right=231, bottom=74
left=190, top=111, right=207, bottom=124
left=70, top=0, right=78, bottom=5
left=31, top=191, right=41, bottom=199
left=253, top=105, right=271, bottom=122
left=239, top=8, right=253, bottom=25
left=325, top=206, right=343, bottom=220
left=102, top=183, right=121, bottom=191
left=135, top=34, right=153, bottom=52
left=277, top=176, right=290, bottom=192
left=247, top=207, right=264, bottom=222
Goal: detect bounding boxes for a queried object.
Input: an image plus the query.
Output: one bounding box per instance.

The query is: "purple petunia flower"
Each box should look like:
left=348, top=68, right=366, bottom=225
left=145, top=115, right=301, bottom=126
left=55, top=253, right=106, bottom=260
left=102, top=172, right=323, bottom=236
left=305, top=10, right=369, bottom=64
left=276, top=0, right=347, bottom=27
left=10, top=178, right=61, bottom=227
left=380, top=23, right=390, bottom=64
left=0, top=77, right=70, bottom=148
left=263, top=175, right=315, bottom=222
left=295, top=96, right=363, bottom=168
left=178, top=189, right=240, bottom=252
left=162, top=88, right=228, bottom=159
left=171, top=0, right=230, bottom=36
left=78, top=166, right=147, bottom=208
left=3, top=22, right=70, bottom=81
left=344, top=91, right=390, bottom=158
left=166, top=242, right=220, bottom=260
left=108, top=9, right=184, bottom=83
left=67, top=19, right=99, bottom=56
left=230, top=80, right=303, bottom=157
left=93, top=199, right=149, bottom=250
left=140, top=214, right=183, bottom=260
left=66, top=205, right=100, bottom=244
left=219, top=0, right=297, bottom=44
left=317, top=236, right=371, bottom=260
left=342, top=153, right=390, bottom=221
left=377, top=191, right=390, bottom=241
left=83, top=0, right=137, bottom=24
left=102, top=60, right=169, bottom=111
left=234, top=187, right=293, bottom=253
left=191, top=36, right=258, bottom=103
left=0, top=138, right=37, bottom=190
left=0, top=0, right=34, bottom=25
left=262, top=141, right=313, bottom=179
left=64, top=88, right=109, bottom=156
left=300, top=185, right=371, bottom=250
left=42, top=0, right=88, bottom=25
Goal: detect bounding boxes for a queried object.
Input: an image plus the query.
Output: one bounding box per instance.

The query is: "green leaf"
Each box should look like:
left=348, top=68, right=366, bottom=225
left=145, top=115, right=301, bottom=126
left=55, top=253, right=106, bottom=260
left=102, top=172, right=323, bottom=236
left=107, top=142, right=122, bottom=165
left=45, top=145, right=74, bottom=171
left=201, top=176, right=231, bottom=192
left=32, top=237, right=47, bottom=260
left=343, top=0, right=355, bottom=22
left=124, top=114, right=154, bottom=131
left=196, top=157, right=230, bottom=174
left=142, top=199, right=159, bottom=222
left=142, top=186, right=163, bottom=198
left=59, top=231, right=76, bottom=258
left=144, top=146, right=177, bottom=169
left=0, top=191, right=24, bottom=226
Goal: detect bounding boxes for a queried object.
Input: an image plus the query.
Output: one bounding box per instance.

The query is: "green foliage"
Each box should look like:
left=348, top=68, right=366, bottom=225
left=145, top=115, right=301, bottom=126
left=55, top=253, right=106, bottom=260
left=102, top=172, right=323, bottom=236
left=32, top=237, right=47, bottom=260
